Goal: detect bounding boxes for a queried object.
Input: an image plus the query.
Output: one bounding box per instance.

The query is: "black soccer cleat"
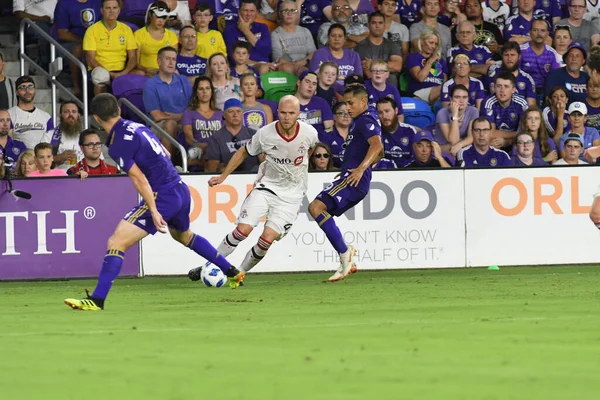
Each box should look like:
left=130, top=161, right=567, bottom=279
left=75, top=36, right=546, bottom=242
left=188, top=266, right=203, bottom=281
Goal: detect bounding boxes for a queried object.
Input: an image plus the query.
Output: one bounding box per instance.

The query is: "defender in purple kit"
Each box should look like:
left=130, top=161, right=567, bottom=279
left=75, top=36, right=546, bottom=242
left=308, top=85, right=384, bottom=283
left=64, top=94, right=244, bottom=311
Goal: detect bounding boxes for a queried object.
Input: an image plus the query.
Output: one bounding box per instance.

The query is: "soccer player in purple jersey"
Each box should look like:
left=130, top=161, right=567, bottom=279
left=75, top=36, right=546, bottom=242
left=64, top=94, right=245, bottom=311
left=308, top=85, right=383, bottom=282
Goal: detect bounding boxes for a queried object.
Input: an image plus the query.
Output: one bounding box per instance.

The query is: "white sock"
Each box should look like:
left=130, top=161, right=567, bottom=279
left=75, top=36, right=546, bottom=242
left=207, top=228, right=248, bottom=265
left=240, top=236, right=272, bottom=272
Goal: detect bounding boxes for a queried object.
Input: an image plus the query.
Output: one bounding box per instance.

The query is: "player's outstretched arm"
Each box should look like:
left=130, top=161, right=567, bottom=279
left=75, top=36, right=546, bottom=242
left=128, top=163, right=167, bottom=233
left=208, top=146, right=250, bottom=187
left=347, top=136, right=384, bottom=187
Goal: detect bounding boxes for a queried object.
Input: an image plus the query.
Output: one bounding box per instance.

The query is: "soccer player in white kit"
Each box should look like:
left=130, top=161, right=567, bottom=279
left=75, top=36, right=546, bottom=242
left=188, top=95, right=319, bottom=279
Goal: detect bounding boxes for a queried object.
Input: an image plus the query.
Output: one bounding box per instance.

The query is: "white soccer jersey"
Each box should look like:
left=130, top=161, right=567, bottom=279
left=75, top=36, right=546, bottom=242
left=481, top=1, right=511, bottom=32
left=8, top=106, right=53, bottom=150
left=584, top=0, right=600, bottom=22
left=245, top=120, right=319, bottom=204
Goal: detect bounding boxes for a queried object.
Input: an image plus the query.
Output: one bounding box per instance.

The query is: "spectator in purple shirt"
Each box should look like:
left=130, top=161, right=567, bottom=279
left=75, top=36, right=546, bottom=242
left=177, top=26, right=207, bottom=85
left=440, top=54, right=485, bottom=109
left=585, top=76, right=600, bottom=133
left=447, top=20, right=494, bottom=78
left=406, top=28, right=448, bottom=104
left=223, top=0, right=273, bottom=74
left=519, top=19, right=562, bottom=105
left=53, top=0, right=101, bottom=98
left=504, top=0, right=536, bottom=45
left=365, top=59, right=404, bottom=123
left=487, top=41, right=537, bottom=107
left=511, top=131, right=549, bottom=166
left=532, top=0, right=562, bottom=28
left=456, top=116, right=511, bottom=167
left=518, top=107, right=558, bottom=163
left=318, top=101, right=349, bottom=168
left=558, top=101, right=600, bottom=159
left=295, top=71, right=334, bottom=135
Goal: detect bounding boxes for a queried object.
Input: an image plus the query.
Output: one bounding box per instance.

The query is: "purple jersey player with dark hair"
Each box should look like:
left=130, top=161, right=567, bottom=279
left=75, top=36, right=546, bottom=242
left=308, top=84, right=384, bottom=283
left=64, top=94, right=245, bottom=311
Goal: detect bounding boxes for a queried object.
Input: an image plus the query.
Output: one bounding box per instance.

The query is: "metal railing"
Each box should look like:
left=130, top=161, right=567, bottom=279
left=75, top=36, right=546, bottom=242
left=18, top=18, right=89, bottom=128
left=118, top=98, right=188, bottom=172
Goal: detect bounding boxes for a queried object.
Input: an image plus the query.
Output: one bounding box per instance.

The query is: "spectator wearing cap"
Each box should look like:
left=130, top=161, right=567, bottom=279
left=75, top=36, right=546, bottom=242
left=406, top=28, right=448, bottom=105
left=52, top=0, right=102, bottom=98
left=447, top=21, right=494, bottom=78
left=0, top=109, right=27, bottom=172
left=511, top=132, right=549, bottom=167
left=354, top=12, right=403, bottom=87
left=177, top=26, right=207, bottom=86
left=0, top=52, right=16, bottom=110
left=409, top=0, right=452, bottom=58
left=405, top=130, right=452, bottom=168
left=41, top=101, right=85, bottom=172
left=555, top=0, right=600, bottom=51
left=365, top=60, right=404, bottom=123
left=223, top=0, right=273, bottom=75
left=8, top=76, right=53, bottom=150
left=270, top=1, right=316, bottom=76
left=457, top=116, right=511, bottom=167
left=481, top=72, right=529, bottom=148
left=162, top=0, right=192, bottom=34
left=555, top=132, right=588, bottom=165
left=14, top=0, right=57, bottom=70
left=143, top=46, right=193, bottom=155
left=318, top=0, right=368, bottom=49
left=310, top=24, right=363, bottom=94
left=558, top=102, right=600, bottom=159
left=437, top=84, right=478, bottom=156
left=83, top=0, right=137, bottom=95
left=520, top=19, right=562, bottom=105
left=375, top=97, right=419, bottom=168
left=204, top=98, right=260, bottom=173
left=486, top=42, right=537, bottom=107
left=440, top=54, right=485, bottom=109
left=319, top=101, right=349, bottom=168
left=68, top=129, right=118, bottom=179
left=132, top=1, right=179, bottom=77
left=544, top=42, right=589, bottom=103
left=295, top=71, right=333, bottom=135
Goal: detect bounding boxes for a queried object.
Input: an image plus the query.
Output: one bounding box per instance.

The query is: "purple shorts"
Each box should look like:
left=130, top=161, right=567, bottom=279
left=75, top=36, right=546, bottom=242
left=315, top=170, right=370, bottom=217
left=123, top=181, right=191, bottom=234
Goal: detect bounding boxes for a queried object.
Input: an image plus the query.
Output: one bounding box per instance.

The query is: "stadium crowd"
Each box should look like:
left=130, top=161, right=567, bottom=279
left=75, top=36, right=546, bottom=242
left=3, top=0, right=600, bottom=177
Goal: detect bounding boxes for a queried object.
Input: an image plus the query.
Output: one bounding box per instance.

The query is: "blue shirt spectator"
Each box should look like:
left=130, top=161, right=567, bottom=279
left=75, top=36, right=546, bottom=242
left=223, top=0, right=272, bottom=63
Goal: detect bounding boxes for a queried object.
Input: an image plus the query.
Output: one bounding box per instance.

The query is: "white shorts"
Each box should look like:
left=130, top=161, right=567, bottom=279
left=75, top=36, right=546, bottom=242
left=236, top=189, right=300, bottom=238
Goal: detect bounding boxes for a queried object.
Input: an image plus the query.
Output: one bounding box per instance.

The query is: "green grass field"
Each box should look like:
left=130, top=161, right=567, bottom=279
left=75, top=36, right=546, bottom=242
left=1, top=267, right=600, bottom=400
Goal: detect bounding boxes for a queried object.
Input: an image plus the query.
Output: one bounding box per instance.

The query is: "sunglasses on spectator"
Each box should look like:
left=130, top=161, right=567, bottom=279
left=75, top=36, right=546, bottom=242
left=83, top=142, right=103, bottom=149
left=333, top=5, right=352, bottom=10
left=280, top=9, right=298, bottom=14
left=313, top=153, right=330, bottom=159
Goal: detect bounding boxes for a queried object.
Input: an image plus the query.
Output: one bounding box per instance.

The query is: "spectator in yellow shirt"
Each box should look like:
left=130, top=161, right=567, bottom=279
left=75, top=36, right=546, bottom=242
left=83, top=0, right=137, bottom=95
left=132, top=1, right=179, bottom=77
left=192, top=4, right=226, bottom=60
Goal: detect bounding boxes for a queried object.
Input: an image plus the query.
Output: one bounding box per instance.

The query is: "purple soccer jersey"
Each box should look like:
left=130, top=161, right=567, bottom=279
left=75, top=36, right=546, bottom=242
left=53, top=0, right=101, bottom=39
left=223, top=22, right=272, bottom=63
left=406, top=52, right=448, bottom=94
left=542, top=106, right=570, bottom=134
left=309, top=48, right=363, bottom=93
left=318, top=128, right=346, bottom=168
left=181, top=109, right=223, bottom=142
left=519, top=43, right=561, bottom=89
left=532, top=0, right=562, bottom=23
left=457, top=145, right=511, bottom=167
left=381, top=122, right=418, bottom=167
left=299, top=96, right=334, bottom=135
left=365, top=80, right=404, bottom=116
left=481, top=94, right=529, bottom=132
left=108, top=118, right=190, bottom=234
left=447, top=45, right=492, bottom=65
left=487, top=64, right=536, bottom=100
left=440, top=77, right=485, bottom=105
left=504, top=14, right=533, bottom=41
left=396, top=0, right=421, bottom=27
left=510, top=136, right=556, bottom=159
left=176, top=54, right=207, bottom=77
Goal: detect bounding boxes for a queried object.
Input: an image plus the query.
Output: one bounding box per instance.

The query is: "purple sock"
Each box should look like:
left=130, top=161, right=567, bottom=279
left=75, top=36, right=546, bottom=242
left=92, top=250, right=124, bottom=300
left=186, top=233, right=233, bottom=274
left=315, top=212, right=348, bottom=254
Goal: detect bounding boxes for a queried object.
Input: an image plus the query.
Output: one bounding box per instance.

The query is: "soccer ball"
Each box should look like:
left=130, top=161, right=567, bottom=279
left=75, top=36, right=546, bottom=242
left=201, top=265, right=227, bottom=288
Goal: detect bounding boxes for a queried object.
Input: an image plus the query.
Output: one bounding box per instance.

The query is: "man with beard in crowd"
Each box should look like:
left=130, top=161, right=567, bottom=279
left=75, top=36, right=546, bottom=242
left=375, top=97, right=419, bottom=168
left=486, top=42, right=536, bottom=107
left=41, top=101, right=84, bottom=172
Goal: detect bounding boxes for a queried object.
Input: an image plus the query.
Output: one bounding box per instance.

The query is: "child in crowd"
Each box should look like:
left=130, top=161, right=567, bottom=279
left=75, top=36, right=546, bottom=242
left=28, top=142, right=68, bottom=177
left=230, top=41, right=263, bottom=97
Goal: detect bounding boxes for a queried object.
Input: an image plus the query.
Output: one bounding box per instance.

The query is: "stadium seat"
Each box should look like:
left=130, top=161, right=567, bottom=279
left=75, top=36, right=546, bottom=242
left=402, top=97, right=435, bottom=129
left=112, top=74, right=149, bottom=124
left=261, top=71, right=298, bottom=103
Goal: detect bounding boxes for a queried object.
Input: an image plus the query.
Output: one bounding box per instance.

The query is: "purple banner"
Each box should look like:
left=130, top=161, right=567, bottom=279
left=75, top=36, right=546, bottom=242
left=0, top=177, right=139, bottom=280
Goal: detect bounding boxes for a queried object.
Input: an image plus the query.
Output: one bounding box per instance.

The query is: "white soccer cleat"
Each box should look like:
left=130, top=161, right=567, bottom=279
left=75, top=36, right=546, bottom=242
left=328, top=246, right=358, bottom=282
